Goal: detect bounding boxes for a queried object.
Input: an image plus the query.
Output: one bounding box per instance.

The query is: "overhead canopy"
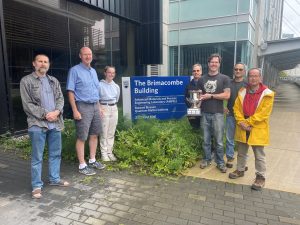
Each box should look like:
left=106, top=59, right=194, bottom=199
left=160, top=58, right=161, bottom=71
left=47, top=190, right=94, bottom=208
left=259, top=37, right=300, bottom=71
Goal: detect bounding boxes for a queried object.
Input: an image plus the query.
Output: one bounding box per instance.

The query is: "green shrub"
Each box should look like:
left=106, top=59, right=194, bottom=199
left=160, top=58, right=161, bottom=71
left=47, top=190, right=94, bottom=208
left=0, top=132, right=32, bottom=159
left=60, top=119, right=77, bottom=161
left=114, top=118, right=202, bottom=176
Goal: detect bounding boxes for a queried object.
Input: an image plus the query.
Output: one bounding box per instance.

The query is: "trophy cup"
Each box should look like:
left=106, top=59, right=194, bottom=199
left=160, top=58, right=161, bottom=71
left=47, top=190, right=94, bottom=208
left=186, top=90, right=202, bottom=116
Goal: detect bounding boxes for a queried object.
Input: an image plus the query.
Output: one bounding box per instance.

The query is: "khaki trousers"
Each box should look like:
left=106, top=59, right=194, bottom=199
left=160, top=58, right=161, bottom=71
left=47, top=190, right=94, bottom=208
left=236, top=142, right=266, bottom=178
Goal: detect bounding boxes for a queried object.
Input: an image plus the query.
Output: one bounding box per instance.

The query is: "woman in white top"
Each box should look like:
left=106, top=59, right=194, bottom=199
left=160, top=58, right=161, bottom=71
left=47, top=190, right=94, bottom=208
left=99, top=66, right=120, bottom=161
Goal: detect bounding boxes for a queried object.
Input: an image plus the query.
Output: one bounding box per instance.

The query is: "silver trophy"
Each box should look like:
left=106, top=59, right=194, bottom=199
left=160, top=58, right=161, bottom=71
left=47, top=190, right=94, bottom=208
left=186, top=90, right=202, bottom=116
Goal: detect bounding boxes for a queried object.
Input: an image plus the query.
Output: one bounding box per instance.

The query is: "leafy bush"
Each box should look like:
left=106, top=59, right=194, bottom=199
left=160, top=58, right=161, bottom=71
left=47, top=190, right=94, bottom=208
left=114, top=118, right=202, bottom=176
left=0, top=132, right=32, bottom=159
left=60, top=119, right=77, bottom=161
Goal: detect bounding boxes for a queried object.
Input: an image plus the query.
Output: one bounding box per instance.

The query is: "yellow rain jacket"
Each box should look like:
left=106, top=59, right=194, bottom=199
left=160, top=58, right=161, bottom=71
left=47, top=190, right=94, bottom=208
left=233, top=87, right=275, bottom=146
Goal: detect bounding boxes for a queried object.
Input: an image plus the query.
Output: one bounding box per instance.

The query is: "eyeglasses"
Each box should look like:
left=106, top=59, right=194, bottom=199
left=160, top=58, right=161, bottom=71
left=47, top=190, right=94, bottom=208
left=193, top=70, right=201, bottom=72
left=234, top=68, right=244, bottom=71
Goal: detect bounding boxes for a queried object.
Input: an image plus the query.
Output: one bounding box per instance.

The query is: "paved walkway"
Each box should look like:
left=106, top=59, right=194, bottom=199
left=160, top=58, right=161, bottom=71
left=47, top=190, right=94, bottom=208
left=185, top=81, right=300, bottom=194
left=1, top=150, right=300, bottom=225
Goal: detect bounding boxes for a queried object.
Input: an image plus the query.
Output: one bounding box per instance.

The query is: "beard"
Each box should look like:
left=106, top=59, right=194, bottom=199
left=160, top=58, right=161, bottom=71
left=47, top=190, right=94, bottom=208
left=37, top=67, right=48, bottom=74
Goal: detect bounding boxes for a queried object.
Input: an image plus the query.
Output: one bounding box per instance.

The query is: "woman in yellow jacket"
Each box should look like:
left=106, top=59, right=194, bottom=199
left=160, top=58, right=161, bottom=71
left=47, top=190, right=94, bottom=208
left=229, top=68, right=275, bottom=191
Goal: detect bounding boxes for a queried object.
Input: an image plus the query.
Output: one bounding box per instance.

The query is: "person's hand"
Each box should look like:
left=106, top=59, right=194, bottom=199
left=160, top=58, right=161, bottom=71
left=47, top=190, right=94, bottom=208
left=46, top=110, right=60, bottom=122
left=224, top=107, right=229, bottom=114
left=200, top=93, right=212, bottom=100
left=245, top=126, right=252, bottom=131
left=239, top=121, right=251, bottom=131
left=73, top=110, right=82, bottom=120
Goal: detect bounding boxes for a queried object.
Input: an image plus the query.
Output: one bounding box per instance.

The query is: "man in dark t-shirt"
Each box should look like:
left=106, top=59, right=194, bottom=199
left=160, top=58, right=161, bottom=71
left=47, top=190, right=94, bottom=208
left=224, top=63, right=247, bottom=168
left=199, top=53, right=230, bottom=173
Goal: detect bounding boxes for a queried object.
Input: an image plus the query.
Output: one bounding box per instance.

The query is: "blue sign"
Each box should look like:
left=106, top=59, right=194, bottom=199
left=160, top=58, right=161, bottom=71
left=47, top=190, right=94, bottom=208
left=129, top=76, right=190, bottom=120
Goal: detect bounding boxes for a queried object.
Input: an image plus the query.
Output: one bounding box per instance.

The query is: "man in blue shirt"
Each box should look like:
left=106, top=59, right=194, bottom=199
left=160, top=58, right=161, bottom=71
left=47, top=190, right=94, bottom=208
left=67, top=47, right=105, bottom=176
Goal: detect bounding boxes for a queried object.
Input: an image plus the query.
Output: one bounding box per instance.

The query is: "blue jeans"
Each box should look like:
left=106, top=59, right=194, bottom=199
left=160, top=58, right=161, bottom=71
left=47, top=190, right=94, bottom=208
left=225, top=115, right=235, bottom=160
left=29, top=129, right=62, bottom=190
left=201, top=113, right=225, bottom=165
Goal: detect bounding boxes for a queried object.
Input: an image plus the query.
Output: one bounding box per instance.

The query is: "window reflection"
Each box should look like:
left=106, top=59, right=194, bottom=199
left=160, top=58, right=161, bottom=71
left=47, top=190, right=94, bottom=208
left=3, top=0, right=135, bottom=133
left=170, top=42, right=235, bottom=77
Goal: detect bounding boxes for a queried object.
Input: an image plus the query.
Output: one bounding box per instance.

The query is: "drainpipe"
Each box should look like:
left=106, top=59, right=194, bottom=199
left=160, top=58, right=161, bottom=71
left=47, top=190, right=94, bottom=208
left=177, top=0, right=181, bottom=76
left=234, top=0, right=239, bottom=66
left=253, top=0, right=262, bottom=68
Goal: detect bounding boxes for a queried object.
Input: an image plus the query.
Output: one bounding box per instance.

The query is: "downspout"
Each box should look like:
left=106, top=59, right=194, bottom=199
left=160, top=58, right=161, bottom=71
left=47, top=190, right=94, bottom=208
left=177, top=0, right=181, bottom=76
left=234, top=0, right=239, bottom=66
left=253, top=0, right=262, bottom=68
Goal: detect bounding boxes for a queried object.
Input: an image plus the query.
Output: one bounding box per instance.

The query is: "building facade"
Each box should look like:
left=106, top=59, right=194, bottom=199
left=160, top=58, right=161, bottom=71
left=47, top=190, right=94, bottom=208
left=164, top=0, right=283, bottom=78
left=0, top=0, right=162, bottom=134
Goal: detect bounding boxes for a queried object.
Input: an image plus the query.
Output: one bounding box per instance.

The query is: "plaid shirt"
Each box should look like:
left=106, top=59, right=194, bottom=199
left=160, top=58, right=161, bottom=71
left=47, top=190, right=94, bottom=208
left=20, top=72, right=64, bottom=130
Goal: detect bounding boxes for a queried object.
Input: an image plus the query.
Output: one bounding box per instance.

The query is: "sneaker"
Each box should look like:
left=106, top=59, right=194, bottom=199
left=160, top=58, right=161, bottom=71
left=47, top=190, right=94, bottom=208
left=88, top=161, right=106, bottom=170
left=102, top=154, right=110, bottom=162
left=79, top=166, right=96, bottom=176
left=108, top=153, right=117, bottom=161
left=229, top=170, right=244, bottom=179
left=226, top=157, right=234, bottom=168
left=217, top=164, right=227, bottom=173
left=251, top=174, right=265, bottom=191
left=200, top=160, right=211, bottom=169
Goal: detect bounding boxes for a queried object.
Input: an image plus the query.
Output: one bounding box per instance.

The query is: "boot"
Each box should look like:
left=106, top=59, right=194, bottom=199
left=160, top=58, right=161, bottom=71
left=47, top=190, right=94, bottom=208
left=229, top=170, right=244, bottom=179
left=251, top=174, right=265, bottom=191
left=226, top=158, right=234, bottom=168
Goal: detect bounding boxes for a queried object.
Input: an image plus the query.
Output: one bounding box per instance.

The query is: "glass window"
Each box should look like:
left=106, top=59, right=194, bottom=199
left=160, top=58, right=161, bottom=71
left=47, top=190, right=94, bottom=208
left=236, top=41, right=253, bottom=68
left=169, top=42, right=235, bottom=77
left=90, top=0, right=97, bottom=6
left=169, top=46, right=178, bottom=76
left=169, top=30, right=179, bottom=46
left=237, top=23, right=249, bottom=40
left=169, top=2, right=179, bottom=23
left=112, top=17, right=119, bottom=31
left=3, top=0, right=136, bottom=133
left=249, top=24, right=255, bottom=44
left=179, top=24, right=236, bottom=45
left=112, top=37, right=120, bottom=51
left=239, top=0, right=250, bottom=13
left=104, top=0, right=110, bottom=10
left=179, top=0, right=237, bottom=22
